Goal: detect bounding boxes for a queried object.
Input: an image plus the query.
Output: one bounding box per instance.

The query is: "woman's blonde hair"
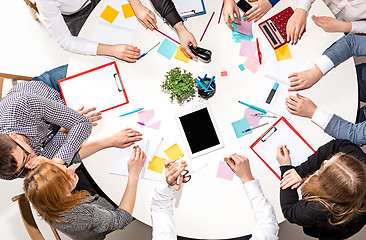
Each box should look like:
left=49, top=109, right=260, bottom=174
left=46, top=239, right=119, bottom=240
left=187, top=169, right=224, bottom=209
left=23, top=162, right=90, bottom=223
left=302, top=153, right=366, bottom=225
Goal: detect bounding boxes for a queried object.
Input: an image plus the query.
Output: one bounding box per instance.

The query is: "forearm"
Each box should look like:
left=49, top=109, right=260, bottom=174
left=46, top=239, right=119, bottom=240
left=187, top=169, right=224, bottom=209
left=119, top=176, right=139, bottom=214
left=323, top=34, right=366, bottom=67
left=78, top=136, right=114, bottom=159
left=324, top=115, right=366, bottom=146
left=150, top=0, right=182, bottom=27
left=97, top=43, right=116, bottom=57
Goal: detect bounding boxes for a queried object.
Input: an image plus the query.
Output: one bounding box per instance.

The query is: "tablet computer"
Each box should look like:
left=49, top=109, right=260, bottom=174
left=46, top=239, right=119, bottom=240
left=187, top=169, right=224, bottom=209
left=176, top=103, right=224, bottom=158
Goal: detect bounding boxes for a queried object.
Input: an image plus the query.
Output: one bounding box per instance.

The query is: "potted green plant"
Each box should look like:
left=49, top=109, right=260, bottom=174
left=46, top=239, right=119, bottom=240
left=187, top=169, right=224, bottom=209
left=161, top=67, right=196, bottom=104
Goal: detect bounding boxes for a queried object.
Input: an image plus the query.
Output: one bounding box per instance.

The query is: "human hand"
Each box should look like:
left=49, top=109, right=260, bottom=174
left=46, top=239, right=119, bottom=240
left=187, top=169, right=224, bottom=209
left=127, top=146, right=146, bottom=179
left=312, top=16, right=352, bottom=33
left=288, top=65, right=323, bottom=91
left=76, top=106, right=102, bottom=127
left=285, top=94, right=317, bottom=118
left=129, top=0, right=157, bottom=30
left=286, top=8, right=307, bottom=44
left=224, top=153, right=254, bottom=183
left=280, top=169, right=304, bottom=189
left=165, top=159, right=187, bottom=191
left=108, top=128, right=142, bottom=148
left=244, top=0, right=272, bottom=23
left=223, top=0, right=241, bottom=30
left=173, top=22, right=198, bottom=59
left=110, top=44, right=141, bottom=62
left=25, top=156, right=51, bottom=169
left=276, top=145, right=291, bottom=166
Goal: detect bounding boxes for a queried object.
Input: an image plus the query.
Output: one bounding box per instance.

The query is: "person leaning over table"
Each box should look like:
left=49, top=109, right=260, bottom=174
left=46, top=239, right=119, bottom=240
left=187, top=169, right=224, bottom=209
left=222, top=0, right=280, bottom=31
left=0, top=65, right=142, bottom=181
left=36, top=0, right=142, bottom=62
left=128, top=0, right=198, bottom=59
left=286, top=0, right=366, bottom=44
left=151, top=155, right=279, bottom=240
left=276, top=140, right=366, bottom=239
left=23, top=146, right=146, bottom=240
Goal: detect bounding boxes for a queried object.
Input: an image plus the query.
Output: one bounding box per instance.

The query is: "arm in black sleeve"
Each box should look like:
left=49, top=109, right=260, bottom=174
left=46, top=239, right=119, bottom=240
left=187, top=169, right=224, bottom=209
left=150, top=0, right=182, bottom=27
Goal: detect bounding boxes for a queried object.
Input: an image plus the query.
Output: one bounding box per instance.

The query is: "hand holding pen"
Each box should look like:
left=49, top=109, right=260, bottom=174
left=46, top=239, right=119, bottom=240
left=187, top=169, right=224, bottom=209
left=165, top=159, right=187, bottom=191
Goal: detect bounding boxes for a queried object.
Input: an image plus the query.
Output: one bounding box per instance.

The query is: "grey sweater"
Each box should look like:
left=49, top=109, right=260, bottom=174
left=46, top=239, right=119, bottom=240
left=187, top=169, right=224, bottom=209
left=49, top=195, right=133, bottom=240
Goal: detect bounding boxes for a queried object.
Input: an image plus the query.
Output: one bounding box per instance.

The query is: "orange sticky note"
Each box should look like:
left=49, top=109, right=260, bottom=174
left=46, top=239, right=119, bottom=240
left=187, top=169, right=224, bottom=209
left=174, top=45, right=190, bottom=63
left=148, top=156, right=166, bottom=173
left=275, top=44, right=291, bottom=61
left=100, top=5, right=119, bottom=24
left=164, top=143, right=184, bottom=160
left=122, top=3, right=135, bottom=19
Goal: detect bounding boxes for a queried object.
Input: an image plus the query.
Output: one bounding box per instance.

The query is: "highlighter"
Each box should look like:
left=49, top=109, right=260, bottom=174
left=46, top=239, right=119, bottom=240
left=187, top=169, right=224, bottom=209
left=266, top=82, right=279, bottom=104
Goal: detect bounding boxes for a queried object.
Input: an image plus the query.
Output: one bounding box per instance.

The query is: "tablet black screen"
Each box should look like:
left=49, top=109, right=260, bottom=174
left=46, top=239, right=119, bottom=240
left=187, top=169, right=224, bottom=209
left=179, top=108, right=220, bottom=154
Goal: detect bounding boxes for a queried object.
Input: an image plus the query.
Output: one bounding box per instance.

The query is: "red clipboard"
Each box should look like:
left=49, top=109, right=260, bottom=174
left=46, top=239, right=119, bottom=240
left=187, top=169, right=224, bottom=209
left=58, top=62, right=129, bottom=112
left=250, top=117, right=315, bottom=180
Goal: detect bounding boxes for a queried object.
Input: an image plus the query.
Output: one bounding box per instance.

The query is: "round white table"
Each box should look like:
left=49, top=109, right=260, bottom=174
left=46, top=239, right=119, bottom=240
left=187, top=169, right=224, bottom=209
left=67, top=0, right=358, bottom=238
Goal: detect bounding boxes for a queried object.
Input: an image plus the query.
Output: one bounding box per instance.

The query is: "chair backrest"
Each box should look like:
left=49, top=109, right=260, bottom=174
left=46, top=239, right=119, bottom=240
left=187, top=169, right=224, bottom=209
left=23, top=0, right=39, bottom=13
left=12, top=193, right=61, bottom=240
left=0, top=73, right=33, bottom=99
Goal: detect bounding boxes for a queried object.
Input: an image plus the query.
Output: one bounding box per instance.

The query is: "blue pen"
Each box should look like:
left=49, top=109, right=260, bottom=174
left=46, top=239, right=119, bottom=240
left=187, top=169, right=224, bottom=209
left=119, top=108, right=144, bottom=117
left=137, top=42, right=160, bottom=60
left=238, top=101, right=267, bottom=114
left=242, top=122, right=269, bottom=133
left=206, top=76, right=215, bottom=89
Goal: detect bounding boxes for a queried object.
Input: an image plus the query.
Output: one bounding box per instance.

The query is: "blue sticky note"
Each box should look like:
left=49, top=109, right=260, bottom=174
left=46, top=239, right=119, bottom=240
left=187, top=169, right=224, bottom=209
left=231, top=17, right=253, bottom=43
left=239, top=64, right=245, bottom=71
left=231, top=118, right=252, bottom=138
left=157, top=39, right=178, bottom=60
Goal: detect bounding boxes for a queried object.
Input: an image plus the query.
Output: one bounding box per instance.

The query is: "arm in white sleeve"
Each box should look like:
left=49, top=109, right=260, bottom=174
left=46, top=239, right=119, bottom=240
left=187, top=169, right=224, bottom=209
left=296, top=0, right=312, bottom=12
left=151, top=184, right=177, bottom=240
left=36, top=0, right=99, bottom=55
left=311, top=107, right=333, bottom=130
left=350, top=21, right=366, bottom=34
left=244, top=180, right=279, bottom=240
left=315, top=55, right=335, bottom=75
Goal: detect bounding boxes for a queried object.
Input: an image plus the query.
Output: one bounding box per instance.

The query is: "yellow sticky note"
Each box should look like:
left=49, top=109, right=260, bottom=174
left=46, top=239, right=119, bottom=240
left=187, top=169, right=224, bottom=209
left=275, top=44, right=291, bottom=61
left=164, top=143, right=184, bottom=160
left=122, top=3, right=135, bottom=19
left=148, top=156, right=166, bottom=173
left=174, top=45, right=190, bottom=63
left=100, top=5, right=119, bottom=24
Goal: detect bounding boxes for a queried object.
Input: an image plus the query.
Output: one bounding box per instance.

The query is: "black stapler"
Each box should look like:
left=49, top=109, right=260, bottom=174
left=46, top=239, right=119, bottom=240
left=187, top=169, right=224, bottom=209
left=189, top=45, right=212, bottom=63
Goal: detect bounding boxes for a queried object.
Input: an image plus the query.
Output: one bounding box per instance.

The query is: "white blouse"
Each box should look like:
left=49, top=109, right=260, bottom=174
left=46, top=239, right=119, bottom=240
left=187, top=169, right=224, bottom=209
left=297, top=0, right=366, bottom=33
left=36, top=0, right=99, bottom=55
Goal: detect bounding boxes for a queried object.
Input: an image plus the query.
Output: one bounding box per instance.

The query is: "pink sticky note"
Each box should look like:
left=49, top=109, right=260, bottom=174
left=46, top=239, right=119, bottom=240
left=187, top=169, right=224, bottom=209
left=239, top=40, right=257, bottom=58
left=243, top=57, right=260, bottom=73
left=237, top=20, right=252, bottom=35
left=216, top=161, right=234, bottom=181
left=138, top=109, right=154, bottom=124
left=147, top=121, right=161, bottom=130
left=244, top=108, right=261, bottom=127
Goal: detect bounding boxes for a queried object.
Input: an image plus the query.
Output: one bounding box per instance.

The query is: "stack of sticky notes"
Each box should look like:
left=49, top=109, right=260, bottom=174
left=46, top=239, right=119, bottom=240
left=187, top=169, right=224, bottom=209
left=157, top=39, right=190, bottom=63
left=231, top=18, right=253, bottom=43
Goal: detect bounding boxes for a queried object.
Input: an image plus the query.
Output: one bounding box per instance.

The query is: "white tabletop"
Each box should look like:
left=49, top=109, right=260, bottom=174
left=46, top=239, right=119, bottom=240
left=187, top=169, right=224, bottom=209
left=67, top=0, right=358, bottom=238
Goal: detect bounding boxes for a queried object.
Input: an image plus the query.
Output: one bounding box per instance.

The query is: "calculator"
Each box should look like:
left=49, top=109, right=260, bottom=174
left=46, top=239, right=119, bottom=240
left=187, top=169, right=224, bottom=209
left=259, top=7, right=304, bottom=49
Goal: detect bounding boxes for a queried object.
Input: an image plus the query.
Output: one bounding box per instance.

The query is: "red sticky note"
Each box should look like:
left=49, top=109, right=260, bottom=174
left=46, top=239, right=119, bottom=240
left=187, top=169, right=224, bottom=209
left=221, top=71, right=228, bottom=77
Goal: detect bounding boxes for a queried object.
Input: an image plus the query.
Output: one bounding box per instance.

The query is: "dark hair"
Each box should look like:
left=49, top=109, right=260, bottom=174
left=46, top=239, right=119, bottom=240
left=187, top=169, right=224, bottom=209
left=0, top=134, right=19, bottom=179
left=302, top=153, right=366, bottom=225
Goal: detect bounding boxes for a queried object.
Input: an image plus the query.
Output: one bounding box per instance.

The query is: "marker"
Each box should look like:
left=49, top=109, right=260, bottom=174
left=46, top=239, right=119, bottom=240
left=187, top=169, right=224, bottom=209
left=242, top=122, right=269, bottom=133
left=119, top=108, right=144, bottom=117
left=206, top=76, right=215, bottom=89
left=266, top=82, right=279, bottom=104
left=200, top=12, right=215, bottom=42
left=137, top=42, right=160, bottom=60
left=154, top=28, right=180, bottom=44
left=256, top=38, right=262, bottom=64
left=149, top=137, right=164, bottom=163
left=238, top=101, right=267, bottom=114
left=137, top=122, right=145, bottom=126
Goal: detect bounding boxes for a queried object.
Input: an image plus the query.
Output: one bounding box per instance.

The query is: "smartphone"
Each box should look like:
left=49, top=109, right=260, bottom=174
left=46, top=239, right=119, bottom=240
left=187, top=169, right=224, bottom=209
left=237, top=0, right=252, bottom=13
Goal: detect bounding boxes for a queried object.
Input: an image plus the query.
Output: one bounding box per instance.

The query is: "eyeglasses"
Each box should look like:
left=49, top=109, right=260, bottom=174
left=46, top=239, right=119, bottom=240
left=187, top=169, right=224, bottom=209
left=11, top=139, right=31, bottom=178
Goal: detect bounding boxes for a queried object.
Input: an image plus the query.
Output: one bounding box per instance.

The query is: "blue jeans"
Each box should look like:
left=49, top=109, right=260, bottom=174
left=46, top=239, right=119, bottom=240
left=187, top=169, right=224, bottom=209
left=32, top=65, right=68, bottom=95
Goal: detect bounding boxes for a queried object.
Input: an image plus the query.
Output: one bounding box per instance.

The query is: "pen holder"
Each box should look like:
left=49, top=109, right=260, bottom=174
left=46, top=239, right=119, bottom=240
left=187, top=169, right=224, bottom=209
left=197, top=78, right=216, bottom=99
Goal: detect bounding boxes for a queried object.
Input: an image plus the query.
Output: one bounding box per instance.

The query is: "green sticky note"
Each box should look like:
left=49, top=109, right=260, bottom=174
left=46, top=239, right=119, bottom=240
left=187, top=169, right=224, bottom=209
left=157, top=39, right=178, bottom=60
left=231, top=118, right=251, bottom=138
left=239, top=64, right=245, bottom=71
